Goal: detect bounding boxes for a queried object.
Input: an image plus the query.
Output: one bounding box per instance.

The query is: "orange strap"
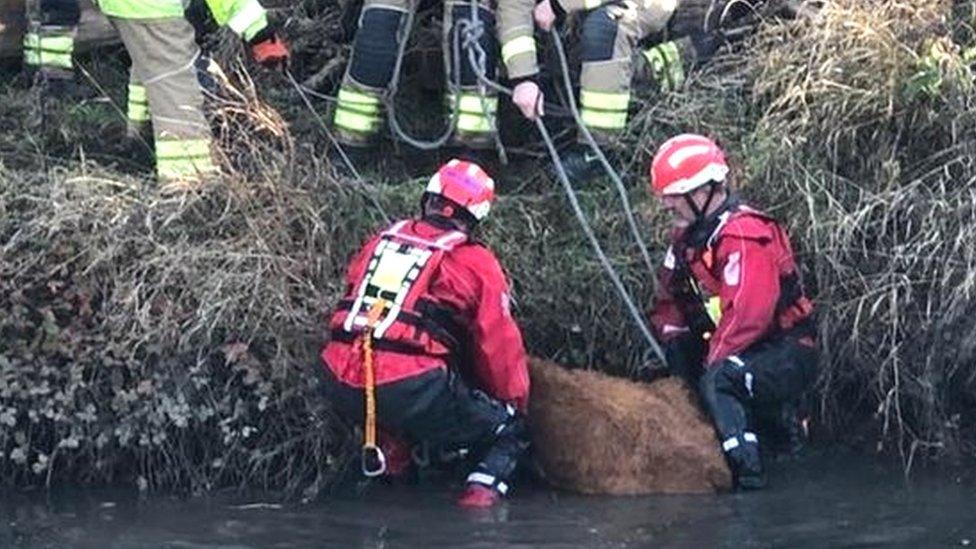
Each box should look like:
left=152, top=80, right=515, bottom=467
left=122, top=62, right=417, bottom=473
left=361, top=300, right=387, bottom=476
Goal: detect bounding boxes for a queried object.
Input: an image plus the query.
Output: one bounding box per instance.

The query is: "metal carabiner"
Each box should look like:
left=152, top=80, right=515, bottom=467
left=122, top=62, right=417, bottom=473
left=361, top=444, right=387, bottom=478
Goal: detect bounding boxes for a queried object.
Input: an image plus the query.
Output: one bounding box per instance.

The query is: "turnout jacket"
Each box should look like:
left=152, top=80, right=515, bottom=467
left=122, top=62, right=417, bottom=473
left=649, top=203, right=814, bottom=366
left=321, top=218, right=530, bottom=410
left=94, top=0, right=269, bottom=40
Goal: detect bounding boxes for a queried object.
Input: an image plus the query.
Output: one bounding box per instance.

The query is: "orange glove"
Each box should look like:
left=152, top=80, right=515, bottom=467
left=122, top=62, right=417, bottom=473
left=248, top=27, right=290, bottom=70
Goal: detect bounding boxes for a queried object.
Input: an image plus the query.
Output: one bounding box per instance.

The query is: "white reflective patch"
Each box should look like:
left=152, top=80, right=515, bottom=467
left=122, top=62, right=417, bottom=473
left=663, top=246, right=676, bottom=270
left=722, top=437, right=740, bottom=452
left=724, top=251, right=741, bottom=286
left=467, top=472, right=496, bottom=487
left=744, top=432, right=758, bottom=443
left=497, top=482, right=509, bottom=495
left=728, top=355, right=745, bottom=367
left=745, top=372, right=754, bottom=398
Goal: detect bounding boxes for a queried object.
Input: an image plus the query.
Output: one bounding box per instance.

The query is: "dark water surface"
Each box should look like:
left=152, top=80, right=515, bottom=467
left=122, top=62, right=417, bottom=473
left=2, top=451, right=974, bottom=548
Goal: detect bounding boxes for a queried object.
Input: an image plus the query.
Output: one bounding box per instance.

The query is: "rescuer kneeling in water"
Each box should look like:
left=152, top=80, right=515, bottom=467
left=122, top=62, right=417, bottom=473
left=319, top=159, right=530, bottom=508
left=646, top=134, right=817, bottom=490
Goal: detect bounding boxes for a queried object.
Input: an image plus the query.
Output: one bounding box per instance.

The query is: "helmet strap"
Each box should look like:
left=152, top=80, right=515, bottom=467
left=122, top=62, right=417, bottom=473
left=683, top=181, right=719, bottom=222
left=684, top=183, right=739, bottom=248
left=420, top=192, right=478, bottom=233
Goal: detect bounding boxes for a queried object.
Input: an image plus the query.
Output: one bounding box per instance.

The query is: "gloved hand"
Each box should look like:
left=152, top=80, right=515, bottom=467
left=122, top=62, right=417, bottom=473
left=512, top=80, right=544, bottom=120
left=248, top=26, right=290, bottom=71
left=534, top=0, right=557, bottom=31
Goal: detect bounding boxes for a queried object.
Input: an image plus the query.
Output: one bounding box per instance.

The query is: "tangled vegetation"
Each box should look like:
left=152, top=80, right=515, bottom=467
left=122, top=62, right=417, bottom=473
left=1, top=0, right=975, bottom=492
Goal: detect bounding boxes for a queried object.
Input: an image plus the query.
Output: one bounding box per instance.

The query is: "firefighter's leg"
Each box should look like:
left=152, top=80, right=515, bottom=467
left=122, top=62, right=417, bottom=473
left=319, top=366, right=528, bottom=492
left=636, top=0, right=762, bottom=92
left=331, top=0, right=412, bottom=146
left=24, top=0, right=80, bottom=77
left=444, top=0, right=499, bottom=150
left=740, top=336, right=818, bottom=458
left=392, top=369, right=527, bottom=496
left=24, top=0, right=80, bottom=90
left=699, top=337, right=818, bottom=488
left=112, top=16, right=217, bottom=187
left=578, top=0, right=674, bottom=143
left=699, top=356, right=763, bottom=489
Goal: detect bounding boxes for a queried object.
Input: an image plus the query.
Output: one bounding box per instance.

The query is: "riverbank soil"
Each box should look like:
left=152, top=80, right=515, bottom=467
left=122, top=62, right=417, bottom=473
left=529, top=359, right=731, bottom=494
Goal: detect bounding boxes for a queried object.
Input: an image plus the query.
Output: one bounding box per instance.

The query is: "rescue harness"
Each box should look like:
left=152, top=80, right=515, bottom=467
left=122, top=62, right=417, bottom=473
left=334, top=220, right=469, bottom=476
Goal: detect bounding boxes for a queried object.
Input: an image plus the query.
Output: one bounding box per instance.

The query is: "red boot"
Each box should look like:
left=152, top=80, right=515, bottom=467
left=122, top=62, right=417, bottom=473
left=456, top=483, right=501, bottom=508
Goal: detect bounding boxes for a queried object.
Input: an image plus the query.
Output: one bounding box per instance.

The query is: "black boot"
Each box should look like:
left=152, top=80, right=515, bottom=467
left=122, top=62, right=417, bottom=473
left=724, top=432, right=765, bottom=490
left=550, top=143, right=611, bottom=186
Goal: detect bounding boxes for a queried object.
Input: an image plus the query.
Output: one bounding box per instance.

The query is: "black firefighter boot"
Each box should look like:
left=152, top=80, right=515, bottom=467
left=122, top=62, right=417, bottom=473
left=724, top=432, right=765, bottom=490
left=549, top=143, right=614, bottom=186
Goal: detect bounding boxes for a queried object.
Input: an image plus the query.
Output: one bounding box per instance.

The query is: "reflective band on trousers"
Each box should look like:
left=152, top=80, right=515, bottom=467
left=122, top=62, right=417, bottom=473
left=127, top=83, right=149, bottom=123
left=448, top=93, right=497, bottom=134
left=466, top=472, right=508, bottom=495
left=643, top=40, right=685, bottom=91
left=583, top=0, right=603, bottom=9
left=155, top=138, right=217, bottom=180
left=722, top=432, right=758, bottom=452
left=501, top=35, right=536, bottom=65
left=579, top=89, right=630, bottom=130
left=22, top=33, right=74, bottom=69
left=226, top=0, right=268, bottom=41
left=334, top=88, right=382, bottom=134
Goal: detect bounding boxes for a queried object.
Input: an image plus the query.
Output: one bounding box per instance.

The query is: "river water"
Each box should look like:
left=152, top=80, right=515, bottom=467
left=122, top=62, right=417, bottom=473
left=2, top=450, right=974, bottom=548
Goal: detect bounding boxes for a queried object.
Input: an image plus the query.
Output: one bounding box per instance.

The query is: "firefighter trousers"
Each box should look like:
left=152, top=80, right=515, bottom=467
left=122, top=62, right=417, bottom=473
left=321, top=365, right=528, bottom=494
left=694, top=335, right=817, bottom=468
left=331, top=0, right=500, bottom=149
left=110, top=16, right=218, bottom=182
left=23, top=0, right=81, bottom=77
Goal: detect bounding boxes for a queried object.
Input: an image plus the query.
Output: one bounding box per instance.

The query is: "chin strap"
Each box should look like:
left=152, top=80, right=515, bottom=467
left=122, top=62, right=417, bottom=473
left=685, top=188, right=740, bottom=249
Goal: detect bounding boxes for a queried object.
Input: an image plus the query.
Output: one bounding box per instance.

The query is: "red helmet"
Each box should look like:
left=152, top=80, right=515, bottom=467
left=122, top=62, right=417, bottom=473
left=650, top=134, right=729, bottom=196
left=425, top=159, right=496, bottom=221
